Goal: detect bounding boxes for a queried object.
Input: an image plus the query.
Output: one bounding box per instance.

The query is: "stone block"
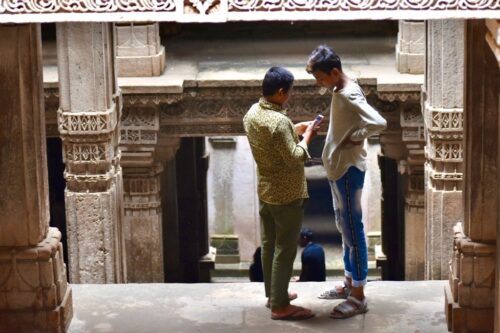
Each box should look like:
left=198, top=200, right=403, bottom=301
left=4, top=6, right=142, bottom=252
left=444, top=284, right=454, bottom=331
left=470, top=286, right=494, bottom=308
left=40, top=259, right=55, bottom=288
left=211, top=234, right=240, bottom=264
left=43, top=284, right=58, bottom=309
left=460, top=253, right=473, bottom=284
left=450, top=303, right=466, bottom=333
left=463, top=307, right=494, bottom=333
left=6, top=289, right=39, bottom=310
left=117, top=46, right=166, bottom=77
left=473, top=255, right=495, bottom=288
left=59, top=286, right=73, bottom=333
left=457, top=281, right=470, bottom=307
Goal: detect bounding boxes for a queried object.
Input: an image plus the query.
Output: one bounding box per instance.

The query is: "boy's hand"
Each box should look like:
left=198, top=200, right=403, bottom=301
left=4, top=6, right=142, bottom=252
left=294, top=121, right=312, bottom=136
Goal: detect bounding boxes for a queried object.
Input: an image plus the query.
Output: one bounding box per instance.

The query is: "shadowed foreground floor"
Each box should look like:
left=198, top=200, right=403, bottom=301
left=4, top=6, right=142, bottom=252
left=69, top=281, right=448, bottom=333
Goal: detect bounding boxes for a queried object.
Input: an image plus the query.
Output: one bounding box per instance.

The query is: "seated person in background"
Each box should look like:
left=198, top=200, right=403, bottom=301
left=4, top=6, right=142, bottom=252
left=249, top=246, right=264, bottom=282
left=297, top=228, right=326, bottom=282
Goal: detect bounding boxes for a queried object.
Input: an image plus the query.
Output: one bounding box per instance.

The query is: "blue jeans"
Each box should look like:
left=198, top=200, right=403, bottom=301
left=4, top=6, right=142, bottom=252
left=329, top=166, right=368, bottom=287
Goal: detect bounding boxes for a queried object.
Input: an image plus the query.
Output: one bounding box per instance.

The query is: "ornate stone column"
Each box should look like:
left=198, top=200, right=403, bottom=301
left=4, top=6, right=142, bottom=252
left=120, top=105, right=180, bottom=282
left=0, top=24, right=72, bottom=332
left=56, top=23, right=126, bottom=283
left=396, top=20, right=425, bottom=74
left=445, top=20, right=499, bottom=333
left=115, top=23, right=166, bottom=77
left=423, top=20, right=465, bottom=280
left=400, top=102, right=426, bottom=280
left=375, top=90, right=422, bottom=280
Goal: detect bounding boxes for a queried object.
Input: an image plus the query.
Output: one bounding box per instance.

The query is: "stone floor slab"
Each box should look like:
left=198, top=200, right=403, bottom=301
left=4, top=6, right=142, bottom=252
left=69, top=281, right=447, bottom=333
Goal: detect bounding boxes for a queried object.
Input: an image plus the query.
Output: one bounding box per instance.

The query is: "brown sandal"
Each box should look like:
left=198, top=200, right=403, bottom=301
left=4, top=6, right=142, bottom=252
left=271, top=305, right=315, bottom=321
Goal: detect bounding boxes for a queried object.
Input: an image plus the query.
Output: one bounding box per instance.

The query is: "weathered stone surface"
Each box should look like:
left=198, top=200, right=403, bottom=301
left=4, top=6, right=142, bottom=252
left=67, top=281, right=449, bottom=333
left=0, top=24, right=49, bottom=247
left=404, top=207, right=425, bottom=280
left=427, top=20, right=465, bottom=109
left=122, top=168, right=164, bottom=282
left=396, top=20, right=425, bottom=74
left=424, top=20, right=465, bottom=281
left=0, top=24, right=73, bottom=332
left=57, top=23, right=125, bottom=283
left=115, top=23, right=166, bottom=77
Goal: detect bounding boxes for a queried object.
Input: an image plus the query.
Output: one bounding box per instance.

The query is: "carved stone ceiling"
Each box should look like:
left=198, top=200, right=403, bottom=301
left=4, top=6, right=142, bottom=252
left=0, top=0, right=498, bottom=23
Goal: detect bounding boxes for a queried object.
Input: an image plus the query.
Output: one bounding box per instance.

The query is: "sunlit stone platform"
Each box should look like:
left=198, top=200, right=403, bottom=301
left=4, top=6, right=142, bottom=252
left=68, top=281, right=447, bottom=333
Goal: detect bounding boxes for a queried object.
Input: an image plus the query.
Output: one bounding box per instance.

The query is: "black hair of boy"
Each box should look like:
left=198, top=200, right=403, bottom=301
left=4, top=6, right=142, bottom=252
left=306, top=45, right=342, bottom=74
left=262, top=66, right=294, bottom=97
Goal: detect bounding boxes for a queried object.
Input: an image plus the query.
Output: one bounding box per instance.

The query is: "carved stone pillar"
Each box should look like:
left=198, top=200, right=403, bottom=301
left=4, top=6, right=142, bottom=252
left=374, top=91, right=421, bottom=280
left=400, top=102, right=426, bottom=280
left=207, top=137, right=240, bottom=263
left=396, top=20, right=425, bottom=74
left=120, top=106, right=180, bottom=282
left=445, top=20, right=499, bottom=333
left=423, top=20, right=465, bottom=280
left=115, top=23, right=165, bottom=77
left=0, top=24, right=72, bottom=332
left=56, top=23, right=126, bottom=283
left=489, top=18, right=500, bottom=333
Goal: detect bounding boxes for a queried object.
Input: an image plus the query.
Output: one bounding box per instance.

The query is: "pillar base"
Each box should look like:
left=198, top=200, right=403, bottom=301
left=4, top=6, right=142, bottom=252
left=0, top=228, right=73, bottom=333
left=445, top=283, right=493, bottom=333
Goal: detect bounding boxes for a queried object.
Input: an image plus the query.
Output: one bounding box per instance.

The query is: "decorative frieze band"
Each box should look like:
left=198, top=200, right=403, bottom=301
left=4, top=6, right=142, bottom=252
left=427, top=142, right=463, bottom=162
left=46, top=81, right=414, bottom=137
left=1, top=0, right=499, bottom=22
left=121, top=107, right=159, bottom=145
left=424, top=104, right=463, bottom=137
left=64, top=143, right=109, bottom=162
left=64, top=166, right=117, bottom=192
left=57, top=105, right=118, bottom=136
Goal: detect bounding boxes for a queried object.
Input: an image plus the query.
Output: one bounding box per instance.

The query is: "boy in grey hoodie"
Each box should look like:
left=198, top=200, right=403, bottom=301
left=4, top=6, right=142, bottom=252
left=306, top=45, right=387, bottom=319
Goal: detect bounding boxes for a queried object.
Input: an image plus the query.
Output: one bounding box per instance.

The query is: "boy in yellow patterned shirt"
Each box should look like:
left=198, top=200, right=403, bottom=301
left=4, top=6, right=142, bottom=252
left=243, top=67, right=318, bottom=321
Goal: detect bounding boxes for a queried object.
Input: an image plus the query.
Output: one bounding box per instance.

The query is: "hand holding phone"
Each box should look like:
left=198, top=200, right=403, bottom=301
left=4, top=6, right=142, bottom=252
left=313, top=114, right=324, bottom=127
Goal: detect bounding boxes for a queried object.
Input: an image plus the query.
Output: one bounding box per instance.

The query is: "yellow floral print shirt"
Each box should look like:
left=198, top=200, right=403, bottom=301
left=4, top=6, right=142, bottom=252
left=243, top=98, right=310, bottom=205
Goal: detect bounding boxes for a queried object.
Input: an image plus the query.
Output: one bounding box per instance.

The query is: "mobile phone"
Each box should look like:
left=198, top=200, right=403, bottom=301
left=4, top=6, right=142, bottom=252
left=313, top=114, right=324, bottom=127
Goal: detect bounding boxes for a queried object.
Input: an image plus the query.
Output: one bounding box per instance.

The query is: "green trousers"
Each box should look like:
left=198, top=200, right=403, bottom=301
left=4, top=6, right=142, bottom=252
left=259, top=198, right=304, bottom=309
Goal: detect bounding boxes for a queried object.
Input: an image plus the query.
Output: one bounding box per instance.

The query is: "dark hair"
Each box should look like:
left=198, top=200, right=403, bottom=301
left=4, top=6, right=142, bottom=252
left=262, top=66, right=294, bottom=97
left=306, top=45, right=342, bottom=74
left=300, top=228, right=313, bottom=240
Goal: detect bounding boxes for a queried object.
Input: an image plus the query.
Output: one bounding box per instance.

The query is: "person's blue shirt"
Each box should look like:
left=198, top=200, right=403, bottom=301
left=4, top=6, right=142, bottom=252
left=299, top=242, right=326, bottom=282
